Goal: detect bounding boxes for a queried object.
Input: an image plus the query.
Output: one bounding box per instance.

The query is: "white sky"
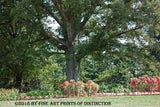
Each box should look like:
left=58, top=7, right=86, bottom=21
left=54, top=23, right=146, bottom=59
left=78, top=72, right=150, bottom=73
left=46, top=16, right=60, bottom=31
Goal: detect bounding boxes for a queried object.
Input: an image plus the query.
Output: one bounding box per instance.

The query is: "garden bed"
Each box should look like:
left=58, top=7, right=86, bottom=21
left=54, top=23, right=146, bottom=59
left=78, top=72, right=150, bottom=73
left=16, top=92, right=160, bottom=100
left=97, top=92, right=160, bottom=97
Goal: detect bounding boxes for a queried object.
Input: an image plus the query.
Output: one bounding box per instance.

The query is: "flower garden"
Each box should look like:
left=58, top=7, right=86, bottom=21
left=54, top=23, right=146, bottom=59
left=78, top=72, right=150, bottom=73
left=0, top=76, right=160, bottom=101
left=131, top=75, right=160, bottom=92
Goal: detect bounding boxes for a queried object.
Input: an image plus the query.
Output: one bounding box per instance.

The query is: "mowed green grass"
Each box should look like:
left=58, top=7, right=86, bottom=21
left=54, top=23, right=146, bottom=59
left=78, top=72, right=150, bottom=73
left=0, top=95, right=160, bottom=107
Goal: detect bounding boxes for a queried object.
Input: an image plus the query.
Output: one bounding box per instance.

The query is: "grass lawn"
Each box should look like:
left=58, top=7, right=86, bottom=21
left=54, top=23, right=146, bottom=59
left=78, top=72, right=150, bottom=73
left=0, top=95, right=160, bottom=107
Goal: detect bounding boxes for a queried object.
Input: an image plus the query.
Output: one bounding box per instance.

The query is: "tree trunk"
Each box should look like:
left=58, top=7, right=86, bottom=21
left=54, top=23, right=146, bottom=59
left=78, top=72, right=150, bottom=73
left=66, top=50, right=81, bottom=82
left=15, top=70, right=24, bottom=92
left=15, top=76, right=22, bottom=91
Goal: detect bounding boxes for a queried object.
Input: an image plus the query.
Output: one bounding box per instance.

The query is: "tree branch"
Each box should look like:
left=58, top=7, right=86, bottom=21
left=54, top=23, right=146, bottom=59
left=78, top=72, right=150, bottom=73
left=103, top=19, right=114, bottom=33
left=97, top=0, right=133, bottom=47
left=51, top=0, right=68, bottom=21
left=126, top=0, right=132, bottom=4
left=70, top=0, right=95, bottom=22
left=80, top=1, right=100, bottom=31
left=47, top=33, right=67, bottom=47
left=31, top=12, right=67, bottom=47
left=66, top=22, right=73, bottom=47
left=28, top=15, right=67, bottom=47
left=80, top=17, right=90, bottom=31
left=28, top=37, right=50, bottom=45
left=97, top=19, right=114, bottom=46
left=70, top=14, right=77, bottom=22
left=77, top=26, right=144, bottom=60
left=109, top=26, right=144, bottom=39
left=51, top=51, right=65, bottom=55
left=40, top=3, right=62, bottom=26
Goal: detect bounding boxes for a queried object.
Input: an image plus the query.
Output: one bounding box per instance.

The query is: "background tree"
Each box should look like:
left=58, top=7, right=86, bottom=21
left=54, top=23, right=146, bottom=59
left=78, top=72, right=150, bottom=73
left=0, top=0, right=54, bottom=90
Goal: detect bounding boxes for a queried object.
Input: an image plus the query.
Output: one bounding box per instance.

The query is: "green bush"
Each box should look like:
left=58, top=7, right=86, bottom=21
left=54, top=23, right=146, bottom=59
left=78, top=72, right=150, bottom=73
left=40, top=90, right=49, bottom=97
left=99, top=82, right=110, bottom=93
left=26, top=90, right=62, bottom=98
left=55, top=90, right=63, bottom=96
left=0, top=88, right=19, bottom=101
left=48, top=90, right=55, bottom=97
left=98, top=83, right=131, bottom=93
left=26, top=90, right=40, bottom=98
left=110, top=84, right=131, bottom=93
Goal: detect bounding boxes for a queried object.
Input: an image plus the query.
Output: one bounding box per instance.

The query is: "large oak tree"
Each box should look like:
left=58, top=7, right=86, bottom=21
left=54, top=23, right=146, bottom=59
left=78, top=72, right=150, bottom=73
left=11, top=0, right=159, bottom=81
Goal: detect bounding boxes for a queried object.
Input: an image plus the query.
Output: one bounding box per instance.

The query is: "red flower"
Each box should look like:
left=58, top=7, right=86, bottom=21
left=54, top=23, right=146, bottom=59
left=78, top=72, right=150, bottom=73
left=140, top=77, right=145, bottom=82
left=156, top=84, right=159, bottom=92
left=94, top=84, right=98, bottom=88
left=70, top=79, right=75, bottom=83
left=59, top=83, right=64, bottom=87
left=140, top=84, right=142, bottom=90
left=85, top=84, right=89, bottom=88
left=132, top=79, right=137, bottom=88
left=87, top=80, right=92, bottom=84
left=150, top=79, right=154, bottom=85
left=76, top=81, right=81, bottom=85
left=79, top=81, right=83, bottom=84
left=154, top=81, right=159, bottom=92
left=64, top=81, right=69, bottom=86
left=155, top=77, right=160, bottom=83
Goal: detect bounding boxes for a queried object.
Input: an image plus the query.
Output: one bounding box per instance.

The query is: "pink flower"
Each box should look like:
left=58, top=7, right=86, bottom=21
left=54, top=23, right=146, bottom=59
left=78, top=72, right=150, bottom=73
left=140, top=84, right=142, bottom=91
left=140, top=77, right=145, bottom=82
left=155, top=77, right=160, bottom=83
left=132, top=79, right=137, bottom=88
left=156, top=84, right=159, bottom=91
left=145, top=76, right=149, bottom=82
left=150, top=79, right=154, bottom=85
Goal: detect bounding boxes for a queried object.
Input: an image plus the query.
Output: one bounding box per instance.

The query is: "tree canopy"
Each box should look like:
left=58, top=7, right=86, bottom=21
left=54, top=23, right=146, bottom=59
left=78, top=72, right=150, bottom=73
left=0, top=0, right=160, bottom=89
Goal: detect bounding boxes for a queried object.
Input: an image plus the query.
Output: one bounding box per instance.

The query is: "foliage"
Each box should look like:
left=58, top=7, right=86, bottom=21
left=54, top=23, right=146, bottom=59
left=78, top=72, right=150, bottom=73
left=36, top=55, right=65, bottom=91
left=48, top=90, right=55, bottom=97
left=53, top=90, right=63, bottom=96
left=18, top=93, right=28, bottom=100
left=0, top=0, right=55, bottom=90
left=26, top=90, right=40, bottom=98
left=82, top=53, right=137, bottom=88
left=39, top=90, right=49, bottom=97
left=26, top=89, right=63, bottom=99
left=0, top=88, right=19, bottom=101
left=111, top=85, right=131, bottom=94
left=98, top=82, right=109, bottom=93
left=99, top=83, right=131, bottom=93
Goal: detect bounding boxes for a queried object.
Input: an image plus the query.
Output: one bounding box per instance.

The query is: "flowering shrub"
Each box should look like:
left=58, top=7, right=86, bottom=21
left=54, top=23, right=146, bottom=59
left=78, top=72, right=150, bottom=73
left=75, top=81, right=86, bottom=96
left=85, top=80, right=99, bottom=96
left=131, top=75, right=160, bottom=92
left=0, top=88, right=19, bottom=101
left=132, top=79, right=137, bottom=92
left=59, top=80, right=99, bottom=97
